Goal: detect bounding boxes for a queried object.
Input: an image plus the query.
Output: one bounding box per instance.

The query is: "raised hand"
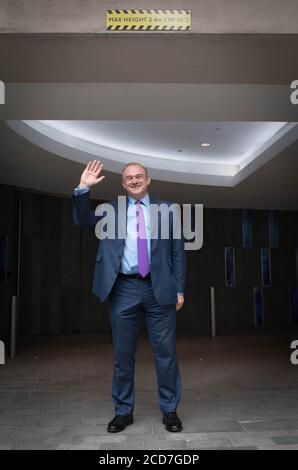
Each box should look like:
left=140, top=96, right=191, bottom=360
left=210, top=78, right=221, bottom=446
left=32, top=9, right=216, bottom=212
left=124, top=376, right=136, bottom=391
left=79, top=160, right=106, bottom=189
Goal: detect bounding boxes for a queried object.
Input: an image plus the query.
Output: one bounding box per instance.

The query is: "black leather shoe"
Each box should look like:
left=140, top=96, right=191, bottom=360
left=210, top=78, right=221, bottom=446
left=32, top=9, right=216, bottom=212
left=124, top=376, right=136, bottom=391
left=107, top=414, right=134, bottom=433
left=162, top=412, right=183, bottom=432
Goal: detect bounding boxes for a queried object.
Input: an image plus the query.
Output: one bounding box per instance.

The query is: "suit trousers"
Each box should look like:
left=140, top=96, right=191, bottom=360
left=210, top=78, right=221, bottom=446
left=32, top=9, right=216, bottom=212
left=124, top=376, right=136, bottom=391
left=107, top=275, right=182, bottom=416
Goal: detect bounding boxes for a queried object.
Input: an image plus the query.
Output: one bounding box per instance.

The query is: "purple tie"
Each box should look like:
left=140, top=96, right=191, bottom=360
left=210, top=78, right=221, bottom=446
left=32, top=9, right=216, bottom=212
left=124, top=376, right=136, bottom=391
left=135, top=200, right=150, bottom=277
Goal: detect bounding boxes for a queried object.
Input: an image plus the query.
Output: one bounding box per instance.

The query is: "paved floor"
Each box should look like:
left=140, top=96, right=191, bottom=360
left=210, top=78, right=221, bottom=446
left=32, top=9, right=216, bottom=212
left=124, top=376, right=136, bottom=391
left=0, top=331, right=298, bottom=450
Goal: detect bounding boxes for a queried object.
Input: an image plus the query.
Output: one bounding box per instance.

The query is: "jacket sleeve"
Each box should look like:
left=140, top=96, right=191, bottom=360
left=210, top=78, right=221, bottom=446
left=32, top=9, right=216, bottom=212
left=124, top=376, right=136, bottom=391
left=170, top=206, right=187, bottom=295
left=72, top=189, right=100, bottom=229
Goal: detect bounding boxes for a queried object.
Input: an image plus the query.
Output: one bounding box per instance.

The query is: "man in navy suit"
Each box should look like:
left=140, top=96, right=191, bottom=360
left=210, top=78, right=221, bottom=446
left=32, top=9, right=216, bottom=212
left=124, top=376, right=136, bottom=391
left=73, top=160, right=186, bottom=433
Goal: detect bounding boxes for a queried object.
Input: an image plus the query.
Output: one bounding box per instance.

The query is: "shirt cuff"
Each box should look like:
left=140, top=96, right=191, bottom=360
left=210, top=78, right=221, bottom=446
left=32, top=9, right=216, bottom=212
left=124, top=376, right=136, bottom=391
left=177, top=293, right=184, bottom=296
left=74, top=187, right=90, bottom=195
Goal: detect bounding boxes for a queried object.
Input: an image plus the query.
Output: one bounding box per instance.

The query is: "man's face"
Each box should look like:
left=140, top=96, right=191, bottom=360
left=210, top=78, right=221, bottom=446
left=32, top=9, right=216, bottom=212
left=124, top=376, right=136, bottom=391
left=122, top=164, right=151, bottom=200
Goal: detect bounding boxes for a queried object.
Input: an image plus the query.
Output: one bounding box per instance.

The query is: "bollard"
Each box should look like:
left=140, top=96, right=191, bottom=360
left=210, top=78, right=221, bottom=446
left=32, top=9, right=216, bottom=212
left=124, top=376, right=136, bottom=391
left=10, top=295, right=17, bottom=358
left=210, top=286, right=216, bottom=338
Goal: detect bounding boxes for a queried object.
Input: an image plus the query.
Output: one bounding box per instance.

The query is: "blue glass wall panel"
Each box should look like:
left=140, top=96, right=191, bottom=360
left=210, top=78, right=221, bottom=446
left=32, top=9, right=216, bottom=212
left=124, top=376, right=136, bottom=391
left=253, top=287, right=264, bottom=327
left=268, top=210, right=279, bottom=248
left=242, top=209, right=252, bottom=248
left=225, top=247, right=235, bottom=288
left=261, top=247, right=271, bottom=287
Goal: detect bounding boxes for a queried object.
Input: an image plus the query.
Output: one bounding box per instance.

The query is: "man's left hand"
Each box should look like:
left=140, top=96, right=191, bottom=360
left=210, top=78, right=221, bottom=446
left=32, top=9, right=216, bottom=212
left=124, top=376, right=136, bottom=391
left=176, top=294, right=184, bottom=311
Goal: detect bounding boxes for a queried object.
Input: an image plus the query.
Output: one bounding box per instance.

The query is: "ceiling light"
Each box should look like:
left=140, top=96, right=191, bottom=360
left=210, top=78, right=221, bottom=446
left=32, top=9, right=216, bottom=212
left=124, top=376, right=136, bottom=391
left=200, top=142, right=211, bottom=147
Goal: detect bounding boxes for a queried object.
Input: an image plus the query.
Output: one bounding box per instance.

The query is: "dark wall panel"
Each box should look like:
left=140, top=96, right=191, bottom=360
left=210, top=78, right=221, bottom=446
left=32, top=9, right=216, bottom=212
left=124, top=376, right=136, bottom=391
left=18, top=189, right=107, bottom=336
left=251, top=210, right=268, bottom=247
left=1, top=183, right=297, bottom=338
left=271, top=248, right=296, bottom=286
left=263, top=287, right=291, bottom=331
left=0, top=185, right=15, bottom=345
left=235, top=247, right=261, bottom=287
left=203, top=209, right=242, bottom=248
left=179, top=286, right=211, bottom=335
left=278, top=211, right=297, bottom=248
left=215, top=287, right=254, bottom=334
left=187, top=247, right=225, bottom=288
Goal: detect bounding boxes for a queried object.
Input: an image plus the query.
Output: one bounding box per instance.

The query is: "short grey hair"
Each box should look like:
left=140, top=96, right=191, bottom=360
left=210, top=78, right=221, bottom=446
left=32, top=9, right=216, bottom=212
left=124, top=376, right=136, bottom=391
left=121, top=162, right=148, bottom=178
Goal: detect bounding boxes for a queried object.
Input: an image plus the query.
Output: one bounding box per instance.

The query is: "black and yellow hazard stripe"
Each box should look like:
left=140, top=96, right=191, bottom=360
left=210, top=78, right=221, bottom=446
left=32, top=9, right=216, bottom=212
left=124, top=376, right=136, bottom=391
left=106, top=10, right=191, bottom=31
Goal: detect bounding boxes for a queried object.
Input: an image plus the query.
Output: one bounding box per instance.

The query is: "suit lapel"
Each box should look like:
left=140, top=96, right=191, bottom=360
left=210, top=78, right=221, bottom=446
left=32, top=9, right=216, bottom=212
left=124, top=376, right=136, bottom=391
left=149, top=196, right=159, bottom=254
left=114, top=196, right=126, bottom=248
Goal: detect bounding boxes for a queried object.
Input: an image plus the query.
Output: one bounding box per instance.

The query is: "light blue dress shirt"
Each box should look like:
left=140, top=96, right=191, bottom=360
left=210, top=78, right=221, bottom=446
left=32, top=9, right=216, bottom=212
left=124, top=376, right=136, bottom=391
left=73, top=188, right=151, bottom=274
left=74, top=188, right=183, bottom=295
left=120, top=194, right=151, bottom=274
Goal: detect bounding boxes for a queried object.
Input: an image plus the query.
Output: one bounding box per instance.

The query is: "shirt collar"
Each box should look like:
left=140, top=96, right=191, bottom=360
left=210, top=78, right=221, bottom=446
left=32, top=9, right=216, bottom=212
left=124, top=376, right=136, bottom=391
left=128, top=193, right=150, bottom=207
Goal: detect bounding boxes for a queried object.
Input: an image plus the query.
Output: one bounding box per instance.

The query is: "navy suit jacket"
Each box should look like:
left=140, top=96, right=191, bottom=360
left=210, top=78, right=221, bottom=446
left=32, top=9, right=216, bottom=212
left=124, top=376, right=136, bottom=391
left=72, top=191, right=186, bottom=305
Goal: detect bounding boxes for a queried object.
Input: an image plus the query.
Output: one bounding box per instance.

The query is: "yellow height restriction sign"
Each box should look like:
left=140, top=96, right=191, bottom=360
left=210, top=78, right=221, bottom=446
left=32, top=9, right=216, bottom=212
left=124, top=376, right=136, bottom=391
left=106, top=10, right=191, bottom=31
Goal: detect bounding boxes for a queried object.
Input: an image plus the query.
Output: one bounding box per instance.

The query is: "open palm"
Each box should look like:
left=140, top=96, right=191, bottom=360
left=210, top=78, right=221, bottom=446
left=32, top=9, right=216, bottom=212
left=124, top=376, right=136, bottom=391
left=80, top=160, right=106, bottom=188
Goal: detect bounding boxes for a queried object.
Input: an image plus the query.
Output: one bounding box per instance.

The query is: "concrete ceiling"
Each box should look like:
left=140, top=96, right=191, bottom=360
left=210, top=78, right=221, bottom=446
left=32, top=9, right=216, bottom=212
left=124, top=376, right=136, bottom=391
left=6, top=120, right=298, bottom=187
left=0, top=31, right=297, bottom=207
left=1, top=34, right=298, bottom=85
left=19, top=120, right=288, bottom=165
left=0, top=120, right=298, bottom=209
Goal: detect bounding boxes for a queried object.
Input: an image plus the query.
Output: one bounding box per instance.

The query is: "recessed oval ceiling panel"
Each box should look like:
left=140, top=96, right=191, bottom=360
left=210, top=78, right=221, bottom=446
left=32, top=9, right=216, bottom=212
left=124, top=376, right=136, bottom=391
left=6, top=120, right=298, bottom=187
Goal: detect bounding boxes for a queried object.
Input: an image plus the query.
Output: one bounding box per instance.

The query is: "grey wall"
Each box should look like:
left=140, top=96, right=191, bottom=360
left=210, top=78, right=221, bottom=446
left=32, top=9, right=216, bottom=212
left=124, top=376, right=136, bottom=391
left=1, top=0, right=298, bottom=34
left=0, top=183, right=297, bottom=340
